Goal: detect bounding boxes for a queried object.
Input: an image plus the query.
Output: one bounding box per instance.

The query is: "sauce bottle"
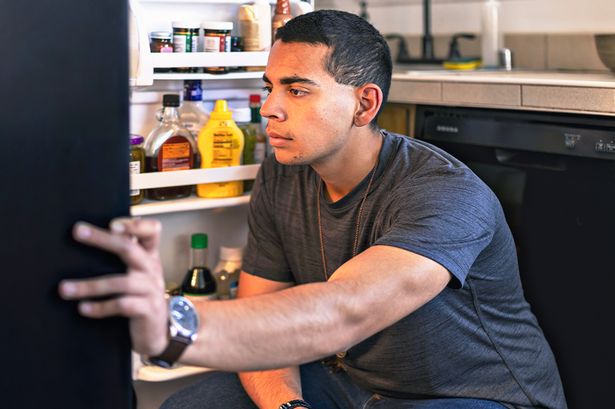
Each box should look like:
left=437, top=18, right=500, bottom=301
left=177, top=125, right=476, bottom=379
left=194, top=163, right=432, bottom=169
left=144, top=94, right=199, bottom=200
left=272, top=0, right=292, bottom=42
left=213, top=246, right=242, bottom=299
left=181, top=233, right=217, bottom=302
left=197, top=100, right=245, bottom=198
left=129, top=134, right=145, bottom=205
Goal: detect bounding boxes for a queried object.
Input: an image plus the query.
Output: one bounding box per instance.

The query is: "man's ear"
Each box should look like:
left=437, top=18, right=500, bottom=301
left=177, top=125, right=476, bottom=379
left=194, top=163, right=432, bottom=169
left=353, top=83, right=384, bottom=127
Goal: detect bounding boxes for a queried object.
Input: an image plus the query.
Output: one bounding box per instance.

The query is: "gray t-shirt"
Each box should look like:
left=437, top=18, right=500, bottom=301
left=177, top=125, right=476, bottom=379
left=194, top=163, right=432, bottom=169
left=243, top=131, right=566, bottom=409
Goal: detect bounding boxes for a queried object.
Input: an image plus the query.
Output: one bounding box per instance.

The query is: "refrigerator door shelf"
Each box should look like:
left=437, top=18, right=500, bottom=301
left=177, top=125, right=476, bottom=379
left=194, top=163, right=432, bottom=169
left=131, top=193, right=251, bottom=216
left=131, top=164, right=260, bottom=190
left=151, top=51, right=269, bottom=69
left=153, top=71, right=265, bottom=81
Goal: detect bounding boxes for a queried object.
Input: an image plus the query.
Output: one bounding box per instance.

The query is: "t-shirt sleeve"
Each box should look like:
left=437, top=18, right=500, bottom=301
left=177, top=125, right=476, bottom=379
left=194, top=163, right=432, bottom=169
left=242, top=161, right=295, bottom=283
left=374, top=169, right=497, bottom=288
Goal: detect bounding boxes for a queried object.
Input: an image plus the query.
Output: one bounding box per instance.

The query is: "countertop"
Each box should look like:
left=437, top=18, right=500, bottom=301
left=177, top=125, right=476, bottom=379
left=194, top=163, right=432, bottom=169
left=389, top=69, right=615, bottom=115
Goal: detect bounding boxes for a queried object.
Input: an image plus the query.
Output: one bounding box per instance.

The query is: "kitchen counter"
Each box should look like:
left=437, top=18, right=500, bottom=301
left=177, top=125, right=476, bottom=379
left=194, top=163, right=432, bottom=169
left=389, top=70, right=615, bottom=115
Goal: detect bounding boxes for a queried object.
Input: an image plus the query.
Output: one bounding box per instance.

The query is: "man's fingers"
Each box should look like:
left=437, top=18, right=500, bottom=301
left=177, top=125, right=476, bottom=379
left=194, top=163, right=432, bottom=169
left=76, top=295, right=158, bottom=319
left=73, top=222, right=151, bottom=270
left=110, top=217, right=161, bottom=253
left=59, top=273, right=153, bottom=300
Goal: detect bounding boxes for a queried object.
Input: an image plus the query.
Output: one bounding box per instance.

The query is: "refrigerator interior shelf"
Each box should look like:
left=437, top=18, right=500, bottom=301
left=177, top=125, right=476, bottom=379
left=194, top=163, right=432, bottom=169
left=141, top=0, right=270, bottom=4
left=152, top=71, right=265, bottom=81
left=131, top=164, right=260, bottom=190
left=131, top=193, right=251, bottom=216
left=151, top=51, right=269, bottom=68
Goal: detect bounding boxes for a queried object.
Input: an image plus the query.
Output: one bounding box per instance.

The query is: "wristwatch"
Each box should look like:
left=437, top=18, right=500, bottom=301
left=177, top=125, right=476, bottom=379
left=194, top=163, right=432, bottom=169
left=148, top=296, right=199, bottom=369
left=278, top=399, right=312, bottom=409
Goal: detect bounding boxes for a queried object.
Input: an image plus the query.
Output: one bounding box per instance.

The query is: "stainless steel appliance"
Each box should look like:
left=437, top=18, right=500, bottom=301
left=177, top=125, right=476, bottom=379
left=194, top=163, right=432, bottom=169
left=414, top=105, right=615, bottom=409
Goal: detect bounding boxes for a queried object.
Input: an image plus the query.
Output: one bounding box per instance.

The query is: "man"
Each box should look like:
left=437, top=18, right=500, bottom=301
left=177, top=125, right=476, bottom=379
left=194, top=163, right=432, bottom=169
left=59, top=10, right=566, bottom=409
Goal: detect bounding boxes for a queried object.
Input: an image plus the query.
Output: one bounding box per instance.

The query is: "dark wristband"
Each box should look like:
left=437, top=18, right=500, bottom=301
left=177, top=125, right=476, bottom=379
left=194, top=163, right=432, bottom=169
left=278, top=399, right=312, bottom=409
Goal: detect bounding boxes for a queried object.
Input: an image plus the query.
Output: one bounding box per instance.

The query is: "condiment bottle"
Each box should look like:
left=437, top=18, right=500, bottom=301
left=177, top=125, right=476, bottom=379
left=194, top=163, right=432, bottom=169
left=197, top=100, right=245, bottom=198
left=249, top=94, right=267, bottom=165
left=213, top=246, right=243, bottom=299
left=172, top=21, right=200, bottom=72
left=144, top=94, right=199, bottom=200
left=129, top=134, right=145, bottom=205
left=179, top=80, right=210, bottom=140
left=272, top=0, right=292, bottom=43
left=235, top=107, right=256, bottom=192
left=181, top=233, right=217, bottom=302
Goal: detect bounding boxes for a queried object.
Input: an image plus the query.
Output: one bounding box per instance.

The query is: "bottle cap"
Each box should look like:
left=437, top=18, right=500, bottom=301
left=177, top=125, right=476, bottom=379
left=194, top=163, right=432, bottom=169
left=201, top=21, right=234, bottom=31
left=172, top=21, right=201, bottom=29
left=150, top=31, right=172, bottom=40
left=163, top=94, right=180, bottom=107
left=249, top=94, right=261, bottom=103
left=130, top=134, right=144, bottom=145
left=191, top=233, right=208, bottom=249
left=233, top=107, right=251, bottom=123
left=210, top=99, right=233, bottom=120
left=220, top=246, right=243, bottom=261
left=183, top=80, right=203, bottom=101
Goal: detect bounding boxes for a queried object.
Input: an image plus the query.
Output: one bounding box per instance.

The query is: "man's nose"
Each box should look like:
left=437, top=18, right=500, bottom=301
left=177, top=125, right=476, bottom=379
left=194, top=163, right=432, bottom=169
left=260, top=92, right=285, bottom=121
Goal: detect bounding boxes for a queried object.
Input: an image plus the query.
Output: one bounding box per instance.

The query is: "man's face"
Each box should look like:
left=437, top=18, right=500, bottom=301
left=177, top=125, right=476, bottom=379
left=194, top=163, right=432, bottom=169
left=261, top=41, right=359, bottom=166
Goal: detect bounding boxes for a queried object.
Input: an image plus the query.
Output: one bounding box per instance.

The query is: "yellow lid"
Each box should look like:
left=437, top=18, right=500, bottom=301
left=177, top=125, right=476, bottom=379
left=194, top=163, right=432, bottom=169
left=210, top=99, right=233, bottom=120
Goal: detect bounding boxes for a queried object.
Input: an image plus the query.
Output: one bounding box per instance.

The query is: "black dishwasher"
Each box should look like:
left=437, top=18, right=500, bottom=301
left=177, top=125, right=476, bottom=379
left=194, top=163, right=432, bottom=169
left=414, top=105, right=615, bottom=409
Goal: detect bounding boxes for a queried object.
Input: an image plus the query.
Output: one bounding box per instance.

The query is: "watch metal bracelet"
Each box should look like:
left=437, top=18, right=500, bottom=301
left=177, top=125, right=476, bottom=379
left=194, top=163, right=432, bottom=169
left=278, top=399, right=312, bottom=409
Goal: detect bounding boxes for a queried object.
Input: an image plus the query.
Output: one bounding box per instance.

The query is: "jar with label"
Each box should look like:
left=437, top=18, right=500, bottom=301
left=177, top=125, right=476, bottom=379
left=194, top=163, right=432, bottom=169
left=201, top=21, right=232, bottom=74
left=129, top=134, right=145, bottom=205
left=150, top=31, right=174, bottom=73
left=213, top=246, right=242, bottom=299
left=172, top=21, right=200, bottom=73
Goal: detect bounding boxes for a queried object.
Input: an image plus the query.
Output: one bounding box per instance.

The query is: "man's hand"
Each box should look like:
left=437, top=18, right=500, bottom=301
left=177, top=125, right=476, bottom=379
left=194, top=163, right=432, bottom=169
left=58, top=218, right=168, bottom=356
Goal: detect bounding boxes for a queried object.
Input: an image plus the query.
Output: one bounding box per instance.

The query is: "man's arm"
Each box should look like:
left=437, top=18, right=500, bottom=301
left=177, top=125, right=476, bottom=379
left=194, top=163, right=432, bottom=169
left=59, top=218, right=451, bottom=371
left=236, top=272, right=303, bottom=409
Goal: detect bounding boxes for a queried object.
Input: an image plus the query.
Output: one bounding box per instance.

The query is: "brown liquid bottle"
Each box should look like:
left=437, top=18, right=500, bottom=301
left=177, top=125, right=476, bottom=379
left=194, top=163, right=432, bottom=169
left=144, top=94, right=199, bottom=200
left=271, top=0, right=292, bottom=43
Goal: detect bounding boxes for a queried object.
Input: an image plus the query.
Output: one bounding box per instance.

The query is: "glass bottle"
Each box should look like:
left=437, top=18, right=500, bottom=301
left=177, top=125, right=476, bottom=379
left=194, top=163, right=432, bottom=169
left=272, top=0, right=292, bottom=42
left=144, top=94, right=199, bottom=200
left=181, top=233, right=217, bottom=301
left=179, top=80, right=210, bottom=140
left=235, top=107, right=256, bottom=191
left=249, top=94, right=267, bottom=165
left=129, top=134, right=145, bottom=205
left=213, top=246, right=243, bottom=299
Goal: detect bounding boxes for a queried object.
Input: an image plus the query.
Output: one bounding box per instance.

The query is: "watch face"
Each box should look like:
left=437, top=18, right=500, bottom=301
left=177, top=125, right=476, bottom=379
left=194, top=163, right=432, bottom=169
left=169, top=296, right=199, bottom=338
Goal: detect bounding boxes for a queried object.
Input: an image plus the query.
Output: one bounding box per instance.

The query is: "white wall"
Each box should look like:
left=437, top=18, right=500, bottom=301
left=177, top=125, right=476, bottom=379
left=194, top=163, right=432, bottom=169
left=321, top=0, right=615, bottom=35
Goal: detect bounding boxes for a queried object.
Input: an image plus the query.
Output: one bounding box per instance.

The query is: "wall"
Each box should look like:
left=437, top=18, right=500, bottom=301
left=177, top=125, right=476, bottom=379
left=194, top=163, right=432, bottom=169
left=319, top=0, right=615, bottom=35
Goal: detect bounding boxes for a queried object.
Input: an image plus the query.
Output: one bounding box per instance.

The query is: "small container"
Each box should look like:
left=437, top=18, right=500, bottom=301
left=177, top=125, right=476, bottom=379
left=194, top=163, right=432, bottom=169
left=173, top=21, right=200, bottom=72
left=129, top=134, right=145, bottom=205
left=150, top=31, right=174, bottom=73
left=150, top=31, right=174, bottom=53
left=213, top=246, right=243, bottom=299
left=201, top=21, right=233, bottom=74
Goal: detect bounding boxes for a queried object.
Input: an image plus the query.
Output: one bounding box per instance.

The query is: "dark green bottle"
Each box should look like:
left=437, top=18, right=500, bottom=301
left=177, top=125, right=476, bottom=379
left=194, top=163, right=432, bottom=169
left=181, top=233, right=217, bottom=299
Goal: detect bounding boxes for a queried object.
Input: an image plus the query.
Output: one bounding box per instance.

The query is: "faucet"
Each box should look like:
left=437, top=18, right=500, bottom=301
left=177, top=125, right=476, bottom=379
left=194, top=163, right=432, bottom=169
left=386, top=0, right=443, bottom=65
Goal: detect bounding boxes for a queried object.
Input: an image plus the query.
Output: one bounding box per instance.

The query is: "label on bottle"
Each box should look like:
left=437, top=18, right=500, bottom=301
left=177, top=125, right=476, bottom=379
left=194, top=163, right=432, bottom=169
left=204, top=35, right=223, bottom=52
left=212, top=130, right=237, bottom=167
left=159, top=139, right=192, bottom=171
left=129, top=160, right=141, bottom=196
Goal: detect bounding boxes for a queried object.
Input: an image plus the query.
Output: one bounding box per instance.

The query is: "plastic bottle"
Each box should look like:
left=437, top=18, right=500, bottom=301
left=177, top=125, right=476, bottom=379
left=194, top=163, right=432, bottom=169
left=144, top=94, right=199, bottom=200
left=179, top=80, right=210, bottom=140
left=253, top=0, right=272, bottom=51
left=197, top=100, right=245, bottom=198
left=272, top=0, right=292, bottom=43
left=213, top=246, right=243, bottom=299
left=181, top=233, right=217, bottom=302
left=481, top=0, right=501, bottom=68
left=235, top=107, right=257, bottom=191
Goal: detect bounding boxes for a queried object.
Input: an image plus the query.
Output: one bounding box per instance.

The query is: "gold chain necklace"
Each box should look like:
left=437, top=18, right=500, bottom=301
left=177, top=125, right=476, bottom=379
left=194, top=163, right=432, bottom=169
left=316, top=156, right=380, bottom=280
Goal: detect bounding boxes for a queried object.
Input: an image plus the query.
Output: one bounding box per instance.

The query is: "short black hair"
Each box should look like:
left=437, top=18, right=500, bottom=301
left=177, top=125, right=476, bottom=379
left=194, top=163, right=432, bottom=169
left=276, top=10, right=392, bottom=128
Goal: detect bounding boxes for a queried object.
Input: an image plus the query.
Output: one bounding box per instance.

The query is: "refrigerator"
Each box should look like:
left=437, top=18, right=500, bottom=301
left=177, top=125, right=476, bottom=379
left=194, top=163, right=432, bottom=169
left=2, top=0, right=311, bottom=407
left=1, top=0, right=132, bottom=408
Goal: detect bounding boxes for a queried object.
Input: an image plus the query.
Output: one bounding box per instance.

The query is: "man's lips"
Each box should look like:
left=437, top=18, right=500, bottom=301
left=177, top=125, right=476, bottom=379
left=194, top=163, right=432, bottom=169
left=267, top=130, right=292, bottom=147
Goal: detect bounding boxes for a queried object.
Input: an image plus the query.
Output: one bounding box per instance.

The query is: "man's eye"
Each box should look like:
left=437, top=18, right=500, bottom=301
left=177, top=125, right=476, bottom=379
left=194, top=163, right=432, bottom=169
left=289, top=88, right=307, bottom=96
left=262, top=86, right=272, bottom=95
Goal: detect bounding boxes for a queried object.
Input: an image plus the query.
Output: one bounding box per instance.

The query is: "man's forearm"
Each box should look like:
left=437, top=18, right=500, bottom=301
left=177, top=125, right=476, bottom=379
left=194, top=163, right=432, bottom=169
left=239, top=367, right=302, bottom=409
